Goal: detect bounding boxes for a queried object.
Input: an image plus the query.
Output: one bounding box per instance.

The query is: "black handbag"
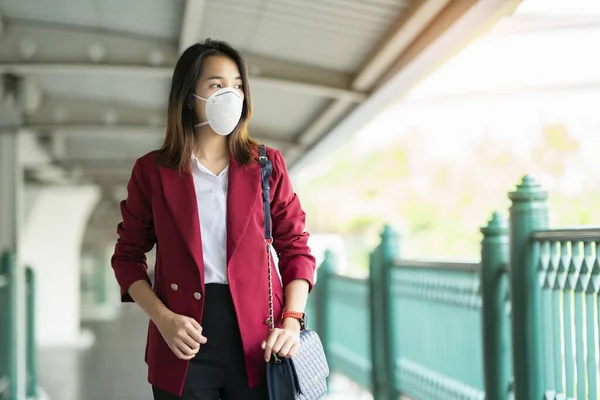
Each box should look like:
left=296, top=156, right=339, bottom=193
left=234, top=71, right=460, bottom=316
left=259, top=145, right=330, bottom=400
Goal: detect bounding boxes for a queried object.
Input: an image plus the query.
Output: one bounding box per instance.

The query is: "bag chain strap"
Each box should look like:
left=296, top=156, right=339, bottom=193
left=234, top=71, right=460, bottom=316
left=259, top=145, right=280, bottom=363
left=267, top=238, right=275, bottom=332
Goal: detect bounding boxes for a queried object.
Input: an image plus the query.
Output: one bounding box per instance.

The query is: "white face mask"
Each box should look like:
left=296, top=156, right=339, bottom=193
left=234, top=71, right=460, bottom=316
left=193, top=87, right=243, bottom=136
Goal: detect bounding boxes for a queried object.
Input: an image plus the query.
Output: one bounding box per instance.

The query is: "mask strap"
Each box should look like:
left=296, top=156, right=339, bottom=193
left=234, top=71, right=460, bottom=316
left=192, top=94, right=209, bottom=128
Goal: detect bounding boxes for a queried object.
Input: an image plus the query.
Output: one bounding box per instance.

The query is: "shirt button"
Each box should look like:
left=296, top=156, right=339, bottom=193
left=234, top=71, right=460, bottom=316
left=194, top=292, right=202, bottom=300
left=170, top=283, right=178, bottom=291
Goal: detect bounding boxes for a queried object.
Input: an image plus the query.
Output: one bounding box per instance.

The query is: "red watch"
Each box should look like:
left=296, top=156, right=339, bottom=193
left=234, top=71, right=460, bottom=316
left=282, top=311, right=306, bottom=330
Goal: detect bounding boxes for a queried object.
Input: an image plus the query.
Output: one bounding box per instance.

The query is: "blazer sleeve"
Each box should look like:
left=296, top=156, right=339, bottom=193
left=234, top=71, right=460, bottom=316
left=270, top=149, right=317, bottom=292
left=111, top=157, right=157, bottom=302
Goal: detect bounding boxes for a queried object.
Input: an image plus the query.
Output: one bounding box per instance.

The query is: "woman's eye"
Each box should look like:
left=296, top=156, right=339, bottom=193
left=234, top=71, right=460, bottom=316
left=211, top=83, right=222, bottom=88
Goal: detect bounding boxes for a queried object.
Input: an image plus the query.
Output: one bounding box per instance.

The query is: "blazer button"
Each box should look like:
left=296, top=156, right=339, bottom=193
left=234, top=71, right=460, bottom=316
left=170, top=283, right=178, bottom=291
left=264, top=318, right=270, bottom=325
left=194, top=292, right=202, bottom=300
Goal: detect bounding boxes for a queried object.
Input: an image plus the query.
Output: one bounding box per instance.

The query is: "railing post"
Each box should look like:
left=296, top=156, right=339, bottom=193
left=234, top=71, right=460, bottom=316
left=369, top=246, right=383, bottom=397
left=481, top=211, right=511, bottom=400
left=508, top=175, right=548, bottom=400
left=3, top=252, right=18, bottom=400
left=25, top=267, right=38, bottom=399
left=370, top=225, right=399, bottom=400
left=0, top=255, right=7, bottom=397
left=315, top=249, right=333, bottom=386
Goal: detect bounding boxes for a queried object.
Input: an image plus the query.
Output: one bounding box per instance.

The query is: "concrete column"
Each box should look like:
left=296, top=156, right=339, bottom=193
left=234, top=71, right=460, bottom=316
left=21, top=184, right=100, bottom=348
left=0, top=131, right=26, bottom=399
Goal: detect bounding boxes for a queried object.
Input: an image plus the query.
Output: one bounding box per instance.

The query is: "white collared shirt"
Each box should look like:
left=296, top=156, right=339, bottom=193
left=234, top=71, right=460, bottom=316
left=191, top=155, right=229, bottom=284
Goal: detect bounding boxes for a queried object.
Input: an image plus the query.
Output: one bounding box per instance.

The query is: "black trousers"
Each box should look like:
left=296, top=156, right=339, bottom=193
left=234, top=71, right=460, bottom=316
left=152, top=284, right=268, bottom=400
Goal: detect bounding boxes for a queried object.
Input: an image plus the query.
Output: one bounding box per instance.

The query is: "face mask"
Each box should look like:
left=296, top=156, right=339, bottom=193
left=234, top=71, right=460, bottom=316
left=193, top=87, right=243, bottom=136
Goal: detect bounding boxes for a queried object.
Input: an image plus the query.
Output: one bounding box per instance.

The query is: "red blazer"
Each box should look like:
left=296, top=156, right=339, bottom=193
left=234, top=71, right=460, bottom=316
left=111, top=146, right=316, bottom=396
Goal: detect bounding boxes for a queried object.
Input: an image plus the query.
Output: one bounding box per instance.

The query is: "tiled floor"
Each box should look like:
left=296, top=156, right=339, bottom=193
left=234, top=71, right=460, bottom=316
left=39, top=305, right=152, bottom=400
left=38, top=305, right=372, bottom=400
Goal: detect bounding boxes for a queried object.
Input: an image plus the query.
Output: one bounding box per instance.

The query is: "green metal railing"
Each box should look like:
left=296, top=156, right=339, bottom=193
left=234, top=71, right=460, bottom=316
left=307, top=250, right=372, bottom=389
left=0, top=251, right=39, bottom=400
left=366, top=214, right=512, bottom=400
left=308, top=214, right=512, bottom=400
left=508, top=176, right=600, bottom=400
left=25, top=267, right=38, bottom=399
left=311, top=175, right=600, bottom=400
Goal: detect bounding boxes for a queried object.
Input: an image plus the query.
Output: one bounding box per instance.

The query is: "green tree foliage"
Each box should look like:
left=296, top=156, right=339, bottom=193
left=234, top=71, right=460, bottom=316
left=296, top=122, right=594, bottom=273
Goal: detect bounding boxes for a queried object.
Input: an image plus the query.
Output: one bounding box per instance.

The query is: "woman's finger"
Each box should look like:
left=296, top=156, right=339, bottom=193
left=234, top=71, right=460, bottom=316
left=284, top=343, right=299, bottom=359
left=277, top=339, right=295, bottom=358
left=175, top=339, right=198, bottom=357
left=188, top=318, right=202, bottom=331
left=181, top=332, right=200, bottom=351
left=264, top=330, right=280, bottom=362
left=272, top=332, right=289, bottom=355
left=171, top=345, right=194, bottom=360
left=185, top=323, right=203, bottom=344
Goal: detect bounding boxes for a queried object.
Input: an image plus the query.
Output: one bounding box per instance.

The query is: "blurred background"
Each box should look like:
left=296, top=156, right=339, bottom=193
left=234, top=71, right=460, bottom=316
left=1, top=0, right=600, bottom=399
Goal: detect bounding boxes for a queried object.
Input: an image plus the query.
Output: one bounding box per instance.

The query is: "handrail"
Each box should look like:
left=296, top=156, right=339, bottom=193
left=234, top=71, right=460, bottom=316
left=393, top=259, right=480, bottom=272
left=532, top=227, right=600, bottom=241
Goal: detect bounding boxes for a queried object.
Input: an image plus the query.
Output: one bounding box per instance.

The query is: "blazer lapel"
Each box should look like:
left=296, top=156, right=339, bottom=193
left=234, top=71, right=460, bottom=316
left=159, top=166, right=204, bottom=279
left=227, top=155, right=261, bottom=266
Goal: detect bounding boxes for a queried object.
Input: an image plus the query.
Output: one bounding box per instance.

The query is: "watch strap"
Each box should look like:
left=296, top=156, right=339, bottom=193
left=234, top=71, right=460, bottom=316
left=282, top=311, right=306, bottom=330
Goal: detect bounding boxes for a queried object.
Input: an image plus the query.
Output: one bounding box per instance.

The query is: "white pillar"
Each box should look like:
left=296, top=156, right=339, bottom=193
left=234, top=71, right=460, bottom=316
left=0, top=131, right=26, bottom=399
left=21, top=185, right=100, bottom=348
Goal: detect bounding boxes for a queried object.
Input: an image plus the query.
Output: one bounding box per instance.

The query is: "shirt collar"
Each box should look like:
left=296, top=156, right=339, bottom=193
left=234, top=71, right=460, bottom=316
left=191, top=153, right=229, bottom=178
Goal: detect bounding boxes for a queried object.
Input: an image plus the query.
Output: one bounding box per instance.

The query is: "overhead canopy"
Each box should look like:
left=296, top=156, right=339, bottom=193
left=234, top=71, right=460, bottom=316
left=0, top=0, right=522, bottom=185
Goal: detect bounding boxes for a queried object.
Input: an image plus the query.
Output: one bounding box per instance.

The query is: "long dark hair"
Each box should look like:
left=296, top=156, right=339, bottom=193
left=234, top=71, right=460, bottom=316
left=157, top=39, right=257, bottom=171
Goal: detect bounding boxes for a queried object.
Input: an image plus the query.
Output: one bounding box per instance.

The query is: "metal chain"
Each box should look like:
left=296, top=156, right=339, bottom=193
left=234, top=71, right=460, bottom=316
left=266, top=239, right=275, bottom=332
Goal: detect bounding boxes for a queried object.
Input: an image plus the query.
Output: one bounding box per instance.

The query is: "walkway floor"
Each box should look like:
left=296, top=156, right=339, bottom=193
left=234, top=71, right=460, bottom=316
left=38, top=305, right=371, bottom=400
left=39, top=305, right=151, bottom=400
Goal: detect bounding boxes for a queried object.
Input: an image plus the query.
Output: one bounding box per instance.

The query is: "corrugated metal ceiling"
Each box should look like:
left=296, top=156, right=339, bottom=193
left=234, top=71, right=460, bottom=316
left=0, top=0, right=427, bottom=183
left=0, top=0, right=183, bottom=39
left=202, top=0, right=409, bottom=71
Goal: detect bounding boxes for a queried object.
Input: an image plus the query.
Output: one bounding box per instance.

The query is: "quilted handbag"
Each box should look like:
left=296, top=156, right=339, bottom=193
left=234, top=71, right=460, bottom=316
left=259, top=144, right=330, bottom=399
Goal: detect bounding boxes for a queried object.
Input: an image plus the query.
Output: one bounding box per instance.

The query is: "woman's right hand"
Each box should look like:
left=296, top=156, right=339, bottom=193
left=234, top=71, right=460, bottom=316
left=155, top=311, right=207, bottom=360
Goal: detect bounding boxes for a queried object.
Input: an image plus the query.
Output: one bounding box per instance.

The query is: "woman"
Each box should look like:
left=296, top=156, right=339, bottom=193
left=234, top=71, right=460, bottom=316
left=111, top=39, right=316, bottom=400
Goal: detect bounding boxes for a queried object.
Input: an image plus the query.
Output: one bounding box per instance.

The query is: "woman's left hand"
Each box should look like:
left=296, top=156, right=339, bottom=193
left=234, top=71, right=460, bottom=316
left=262, top=318, right=301, bottom=362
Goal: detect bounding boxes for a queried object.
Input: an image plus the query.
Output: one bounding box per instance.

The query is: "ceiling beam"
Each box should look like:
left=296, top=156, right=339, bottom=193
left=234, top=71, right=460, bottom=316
left=0, top=63, right=364, bottom=101
left=286, top=98, right=354, bottom=165
left=0, top=20, right=178, bottom=66
left=179, top=0, right=206, bottom=53
left=295, top=99, right=354, bottom=146
left=253, top=75, right=365, bottom=102
left=378, top=0, right=480, bottom=87
left=24, top=123, right=301, bottom=150
left=491, top=14, right=600, bottom=35
left=243, top=53, right=353, bottom=92
left=352, top=0, right=452, bottom=92
left=23, top=97, right=165, bottom=127
left=25, top=123, right=164, bottom=136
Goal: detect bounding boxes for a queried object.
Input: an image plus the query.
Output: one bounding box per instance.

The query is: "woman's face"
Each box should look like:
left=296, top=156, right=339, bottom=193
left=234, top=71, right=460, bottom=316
left=193, top=55, right=244, bottom=124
